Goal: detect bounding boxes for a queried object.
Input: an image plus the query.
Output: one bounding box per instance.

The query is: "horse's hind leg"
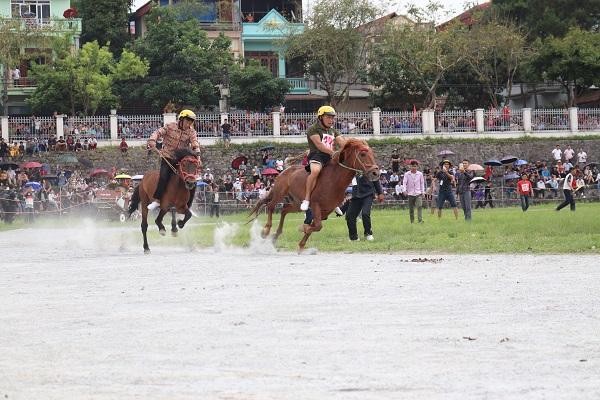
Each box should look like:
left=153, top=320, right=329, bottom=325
left=273, top=203, right=293, bottom=242
left=155, top=209, right=168, bottom=236
left=141, top=208, right=150, bottom=253
left=261, top=204, right=275, bottom=238
left=170, top=208, right=178, bottom=237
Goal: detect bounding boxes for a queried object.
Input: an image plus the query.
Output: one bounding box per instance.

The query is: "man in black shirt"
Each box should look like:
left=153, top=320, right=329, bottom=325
left=346, top=174, right=384, bottom=241
left=435, top=160, right=458, bottom=219
left=221, top=118, right=231, bottom=148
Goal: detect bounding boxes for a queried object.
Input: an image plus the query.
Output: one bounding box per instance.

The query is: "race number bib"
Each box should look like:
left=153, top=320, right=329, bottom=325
left=321, top=133, right=335, bottom=150
left=25, top=197, right=34, bottom=207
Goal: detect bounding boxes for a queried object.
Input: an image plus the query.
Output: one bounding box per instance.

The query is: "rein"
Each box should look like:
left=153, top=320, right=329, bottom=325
left=178, top=155, right=201, bottom=182
left=335, top=146, right=373, bottom=176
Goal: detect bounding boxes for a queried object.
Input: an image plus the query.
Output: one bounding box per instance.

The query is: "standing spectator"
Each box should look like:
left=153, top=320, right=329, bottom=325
left=275, top=158, right=284, bottom=173
left=577, top=148, right=587, bottom=169
left=556, top=167, right=576, bottom=212
left=391, top=149, right=401, bottom=173
left=346, top=175, right=384, bottom=241
left=563, top=144, right=574, bottom=164
left=252, top=166, right=261, bottom=183
left=455, top=159, right=474, bottom=221
left=483, top=180, right=494, bottom=208
left=435, top=160, right=458, bottom=219
left=402, top=160, right=425, bottom=223
left=516, top=173, right=533, bottom=212
left=221, top=118, right=231, bottom=148
left=24, top=191, right=34, bottom=223
left=208, top=183, right=220, bottom=218
left=12, top=66, right=20, bottom=86
left=551, top=144, right=562, bottom=162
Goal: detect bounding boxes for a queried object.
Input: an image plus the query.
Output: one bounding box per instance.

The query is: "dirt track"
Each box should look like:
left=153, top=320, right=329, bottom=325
left=1, top=223, right=599, bottom=399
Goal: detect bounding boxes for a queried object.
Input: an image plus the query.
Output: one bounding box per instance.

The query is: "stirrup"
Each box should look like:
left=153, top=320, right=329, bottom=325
left=334, top=206, right=344, bottom=216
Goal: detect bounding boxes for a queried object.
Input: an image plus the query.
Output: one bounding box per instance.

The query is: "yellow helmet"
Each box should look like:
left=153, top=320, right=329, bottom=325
left=317, top=105, right=336, bottom=117
left=178, top=109, right=197, bottom=121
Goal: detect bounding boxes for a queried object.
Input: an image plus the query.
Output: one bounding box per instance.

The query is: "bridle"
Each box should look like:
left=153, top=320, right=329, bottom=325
left=178, top=155, right=201, bottom=182
left=334, top=146, right=376, bottom=177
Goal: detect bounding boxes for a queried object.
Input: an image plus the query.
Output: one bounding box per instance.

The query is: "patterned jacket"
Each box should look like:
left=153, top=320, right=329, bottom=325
left=147, top=122, right=200, bottom=160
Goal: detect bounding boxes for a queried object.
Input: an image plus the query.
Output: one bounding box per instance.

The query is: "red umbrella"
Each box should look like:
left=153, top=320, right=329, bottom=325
left=261, top=167, right=279, bottom=176
left=90, top=168, right=109, bottom=177
left=21, top=161, right=43, bottom=169
left=231, top=155, right=248, bottom=170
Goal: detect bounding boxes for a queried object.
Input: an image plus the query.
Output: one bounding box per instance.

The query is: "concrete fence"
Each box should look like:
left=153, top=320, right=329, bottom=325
left=2, top=108, right=600, bottom=145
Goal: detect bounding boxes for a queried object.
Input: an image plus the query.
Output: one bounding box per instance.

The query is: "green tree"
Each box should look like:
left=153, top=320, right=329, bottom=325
left=529, top=27, right=600, bottom=107
left=492, top=0, right=600, bottom=40
left=28, top=41, right=148, bottom=115
left=124, top=6, right=233, bottom=112
left=285, top=0, right=379, bottom=106
left=76, top=0, right=132, bottom=55
left=229, top=60, right=290, bottom=111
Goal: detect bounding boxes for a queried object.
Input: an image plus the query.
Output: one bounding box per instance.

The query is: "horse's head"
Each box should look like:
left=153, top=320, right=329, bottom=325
left=336, top=139, right=380, bottom=181
left=175, top=148, right=202, bottom=189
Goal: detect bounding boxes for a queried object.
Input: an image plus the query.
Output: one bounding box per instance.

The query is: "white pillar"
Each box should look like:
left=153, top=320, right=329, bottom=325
left=422, top=109, right=435, bottom=135
left=110, top=109, right=118, bottom=141
left=55, top=114, right=64, bottom=138
left=163, top=112, right=177, bottom=126
left=522, top=108, right=532, bottom=133
left=1, top=116, right=8, bottom=142
left=569, top=107, right=578, bottom=133
left=475, top=108, right=484, bottom=133
left=371, top=108, right=381, bottom=136
left=220, top=113, right=228, bottom=125
left=272, top=111, right=281, bottom=136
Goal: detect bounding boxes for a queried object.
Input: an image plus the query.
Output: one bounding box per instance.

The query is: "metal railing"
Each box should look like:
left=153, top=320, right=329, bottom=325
left=436, top=110, right=477, bottom=133
left=280, top=113, right=313, bottom=136
left=117, top=115, right=162, bottom=139
left=8, top=116, right=56, bottom=142
left=381, top=111, right=422, bottom=134
left=228, top=113, right=273, bottom=137
left=65, top=116, right=110, bottom=140
left=336, top=112, right=372, bottom=135
left=195, top=114, right=222, bottom=138
left=484, top=108, right=524, bottom=132
left=531, top=109, right=570, bottom=131
left=578, top=108, right=600, bottom=131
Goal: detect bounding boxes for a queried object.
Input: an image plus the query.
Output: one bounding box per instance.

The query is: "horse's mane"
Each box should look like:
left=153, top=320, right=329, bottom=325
left=173, top=148, right=197, bottom=162
left=334, top=138, right=370, bottom=164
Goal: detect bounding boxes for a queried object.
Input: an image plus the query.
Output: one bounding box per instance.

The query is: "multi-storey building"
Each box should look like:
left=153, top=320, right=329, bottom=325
left=0, top=0, right=82, bottom=115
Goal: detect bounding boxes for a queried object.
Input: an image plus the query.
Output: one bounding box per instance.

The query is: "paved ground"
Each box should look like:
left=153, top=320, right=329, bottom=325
left=1, top=223, right=599, bottom=399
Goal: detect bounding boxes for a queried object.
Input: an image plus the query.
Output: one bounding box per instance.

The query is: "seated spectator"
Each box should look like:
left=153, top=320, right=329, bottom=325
left=56, top=136, right=67, bottom=151
left=534, top=178, right=546, bottom=198
left=66, top=135, right=75, bottom=151
left=89, top=137, right=97, bottom=150
left=119, top=137, right=128, bottom=154
left=74, top=139, right=83, bottom=152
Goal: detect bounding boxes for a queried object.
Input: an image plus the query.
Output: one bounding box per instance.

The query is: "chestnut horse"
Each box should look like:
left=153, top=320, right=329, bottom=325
left=128, top=148, right=201, bottom=253
left=249, top=138, right=380, bottom=251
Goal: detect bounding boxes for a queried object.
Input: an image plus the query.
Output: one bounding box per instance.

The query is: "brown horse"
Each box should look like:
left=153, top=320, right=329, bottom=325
left=128, top=148, right=201, bottom=253
left=249, top=138, right=380, bottom=252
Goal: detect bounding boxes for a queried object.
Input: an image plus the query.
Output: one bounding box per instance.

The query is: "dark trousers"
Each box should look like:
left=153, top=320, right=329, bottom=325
left=556, top=189, right=575, bottom=211
left=153, top=158, right=175, bottom=200
left=520, top=194, right=530, bottom=211
left=210, top=203, right=220, bottom=217
left=346, top=195, right=373, bottom=240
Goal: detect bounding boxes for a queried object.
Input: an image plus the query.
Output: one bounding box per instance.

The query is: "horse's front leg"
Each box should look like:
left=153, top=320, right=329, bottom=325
left=177, top=207, right=192, bottom=229
left=170, top=208, right=178, bottom=237
left=155, top=208, right=168, bottom=236
left=298, top=206, right=323, bottom=252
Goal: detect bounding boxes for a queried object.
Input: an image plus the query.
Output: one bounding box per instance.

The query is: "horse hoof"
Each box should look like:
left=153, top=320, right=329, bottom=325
left=159, top=229, right=166, bottom=236
left=144, top=248, right=150, bottom=254
left=177, top=220, right=185, bottom=229
left=171, top=230, right=178, bottom=237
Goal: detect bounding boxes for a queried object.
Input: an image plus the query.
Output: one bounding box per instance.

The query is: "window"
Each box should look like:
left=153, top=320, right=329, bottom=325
left=11, top=0, right=51, bottom=24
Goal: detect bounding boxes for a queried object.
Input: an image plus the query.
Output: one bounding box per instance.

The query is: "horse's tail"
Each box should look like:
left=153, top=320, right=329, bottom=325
left=247, top=190, right=272, bottom=223
left=128, top=185, right=141, bottom=216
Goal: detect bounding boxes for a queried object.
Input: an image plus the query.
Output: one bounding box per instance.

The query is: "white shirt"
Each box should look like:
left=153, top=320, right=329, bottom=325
left=577, top=151, right=587, bottom=163
left=564, top=148, right=574, bottom=160
left=552, top=148, right=562, bottom=160
left=562, top=173, right=574, bottom=190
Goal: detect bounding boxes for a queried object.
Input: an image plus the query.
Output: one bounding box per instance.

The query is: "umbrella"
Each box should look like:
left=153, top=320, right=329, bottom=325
left=483, top=159, right=502, bottom=166
left=24, top=181, right=42, bottom=191
left=470, top=176, right=487, bottom=184
left=131, top=174, right=144, bottom=180
left=504, top=172, right=519, bottom=180
left=0, top=162, right=18, bottom=170
left=196, top=181, right=208, bottom=187
left=584, top=162, right=597, bottom=168
left=514, top=159, right=528, bottom=166
left=231, top=155, right=248, bottom=170
left=261, top=167, right=279, bottom=176
left=77, top=157, right=94, bottom=168
left=437, top=149, right=455, bottom=157
left=90, top=168, right=109, bottom=177
left=57, top=154, right=79, bottom=164
left=467, top=163, right=484, bottom=171
left=501, top=156, right=518, bottom=164
left=21, top=161, right=43, bottom=169
left=115, top=174, right=131, bottom=179
left=260, top=145, right=275, bottom=152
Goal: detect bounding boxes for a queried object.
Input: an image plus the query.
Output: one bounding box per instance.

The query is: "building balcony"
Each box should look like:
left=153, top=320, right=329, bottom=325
left=2, top=17, right=82, bottom=34
left=2, top=78, right=37, bottom=96
left=287, top=78, right=309, bottom=94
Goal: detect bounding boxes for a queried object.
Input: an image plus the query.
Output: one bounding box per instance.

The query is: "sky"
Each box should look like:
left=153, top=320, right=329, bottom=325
left=131, top=0, right=484, bottom=23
